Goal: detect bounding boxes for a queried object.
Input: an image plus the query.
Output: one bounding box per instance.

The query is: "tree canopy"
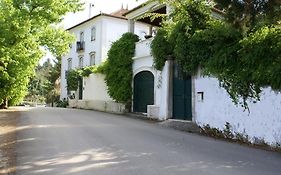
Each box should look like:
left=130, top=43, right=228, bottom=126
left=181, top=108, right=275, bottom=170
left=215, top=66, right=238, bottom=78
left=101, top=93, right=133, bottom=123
left=26, top=58, right=61, bottom=105
left=0, top=0, right=83, bottom=108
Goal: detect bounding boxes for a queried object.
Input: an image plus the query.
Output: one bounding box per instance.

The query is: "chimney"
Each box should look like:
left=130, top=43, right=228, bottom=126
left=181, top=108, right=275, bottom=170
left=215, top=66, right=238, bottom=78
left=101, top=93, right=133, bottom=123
left=89, top=3, right=94, bottom=18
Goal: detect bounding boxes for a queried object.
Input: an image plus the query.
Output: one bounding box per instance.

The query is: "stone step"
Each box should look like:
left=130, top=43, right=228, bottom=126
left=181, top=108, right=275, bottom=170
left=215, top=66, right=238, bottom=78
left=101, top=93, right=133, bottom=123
left=159, top=119, right=200, bottom=133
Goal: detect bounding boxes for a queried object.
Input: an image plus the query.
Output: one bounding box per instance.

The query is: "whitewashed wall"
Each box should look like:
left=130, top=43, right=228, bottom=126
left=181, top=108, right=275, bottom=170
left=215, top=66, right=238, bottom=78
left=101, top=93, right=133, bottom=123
left=193, top=74, right=281, bottom=145
left=132, top=39, right=170, bottom=120
left=102, top=17, right=150, bottom=62
left=83, top=74, right=112, bottom=101
left=61, top=17, right=103, bottom=99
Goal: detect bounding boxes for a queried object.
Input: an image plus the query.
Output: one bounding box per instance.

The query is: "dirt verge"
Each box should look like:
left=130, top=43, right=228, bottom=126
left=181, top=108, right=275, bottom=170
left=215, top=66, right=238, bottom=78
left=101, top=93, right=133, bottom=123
left=0, top=108, right=21, bottom=175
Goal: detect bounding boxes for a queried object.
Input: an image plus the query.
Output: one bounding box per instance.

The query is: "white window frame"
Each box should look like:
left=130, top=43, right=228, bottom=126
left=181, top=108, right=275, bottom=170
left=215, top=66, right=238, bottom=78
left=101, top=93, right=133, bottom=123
left=67, top=58, right=72, bottom=70
left=90, top=52, right=96, bottom=66
left=80, top=31, right=84, bottom=42
left=79, top=56, right=84, bottom=68
left=91, top=26, right=96, bottom=41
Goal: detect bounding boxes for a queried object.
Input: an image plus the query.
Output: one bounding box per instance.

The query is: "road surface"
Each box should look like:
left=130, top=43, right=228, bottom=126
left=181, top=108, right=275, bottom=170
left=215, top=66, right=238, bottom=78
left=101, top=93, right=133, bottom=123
left=16, top=107, right=281, bottom=175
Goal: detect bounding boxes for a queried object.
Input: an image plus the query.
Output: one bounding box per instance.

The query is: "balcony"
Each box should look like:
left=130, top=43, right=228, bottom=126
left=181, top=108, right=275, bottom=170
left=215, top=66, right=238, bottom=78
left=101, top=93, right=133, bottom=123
left=134, top=37, right=153, bottom=59
left=76, top=41, right=85, bottom=52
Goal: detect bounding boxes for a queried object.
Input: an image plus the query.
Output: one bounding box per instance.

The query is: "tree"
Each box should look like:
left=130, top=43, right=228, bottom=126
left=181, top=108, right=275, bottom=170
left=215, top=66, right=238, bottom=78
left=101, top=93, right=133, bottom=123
left=214, top=0, right=281, bottom=33
left=45, top=58, right=61, bottom=105
left=25, top=58, right=61, bottom=105
left=0, top=0, right=83, bottom=108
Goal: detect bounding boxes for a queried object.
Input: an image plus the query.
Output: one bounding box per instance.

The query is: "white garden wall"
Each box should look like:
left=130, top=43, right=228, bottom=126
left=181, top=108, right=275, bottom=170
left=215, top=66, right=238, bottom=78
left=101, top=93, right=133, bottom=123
left=83, top=74, right=112, bottom=101
left=193, top=74, right=281, bottom=145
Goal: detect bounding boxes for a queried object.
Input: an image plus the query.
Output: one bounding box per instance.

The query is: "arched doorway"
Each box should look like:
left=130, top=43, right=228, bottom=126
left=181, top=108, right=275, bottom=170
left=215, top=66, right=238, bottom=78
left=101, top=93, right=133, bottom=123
left=133, top=71, right=154, bottom=113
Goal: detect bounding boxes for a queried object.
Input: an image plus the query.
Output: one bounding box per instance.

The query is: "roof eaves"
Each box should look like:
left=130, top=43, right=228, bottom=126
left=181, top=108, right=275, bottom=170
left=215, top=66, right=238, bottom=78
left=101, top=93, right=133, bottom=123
left=67, top=13, right=127, bottom=31
left=124, top=1, right=224, bottom=17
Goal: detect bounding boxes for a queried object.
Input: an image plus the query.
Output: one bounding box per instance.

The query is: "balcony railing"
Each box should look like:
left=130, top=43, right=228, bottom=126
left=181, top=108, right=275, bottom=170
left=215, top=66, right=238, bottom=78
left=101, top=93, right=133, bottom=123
left=76, top=41, right=85, bottom=52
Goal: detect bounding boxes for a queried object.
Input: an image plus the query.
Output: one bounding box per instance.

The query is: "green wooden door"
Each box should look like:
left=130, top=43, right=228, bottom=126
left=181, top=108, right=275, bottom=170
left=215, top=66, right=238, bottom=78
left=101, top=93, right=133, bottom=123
left=78, top=78, right=83, bottom=100
left=133, top=71, right=154, bottom=113
left=173, top=64, right=192, bottom=120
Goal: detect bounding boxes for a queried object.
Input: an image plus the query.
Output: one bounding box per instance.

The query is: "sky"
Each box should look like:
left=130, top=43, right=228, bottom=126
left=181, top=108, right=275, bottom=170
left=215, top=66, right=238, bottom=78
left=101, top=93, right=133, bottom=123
left=62, top=0, right=147, bottom=29
left=40, top=0, right=147, bottom=64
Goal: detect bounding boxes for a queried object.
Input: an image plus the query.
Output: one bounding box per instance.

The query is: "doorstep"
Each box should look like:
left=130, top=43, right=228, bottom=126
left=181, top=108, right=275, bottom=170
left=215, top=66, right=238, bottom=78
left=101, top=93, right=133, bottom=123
left=159, top=119, right=200, bottom=133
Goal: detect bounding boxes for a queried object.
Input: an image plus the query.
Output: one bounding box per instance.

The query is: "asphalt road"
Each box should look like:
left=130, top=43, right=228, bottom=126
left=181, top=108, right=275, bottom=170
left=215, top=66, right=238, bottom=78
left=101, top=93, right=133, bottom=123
left=16, top=107, right=281, bottom=175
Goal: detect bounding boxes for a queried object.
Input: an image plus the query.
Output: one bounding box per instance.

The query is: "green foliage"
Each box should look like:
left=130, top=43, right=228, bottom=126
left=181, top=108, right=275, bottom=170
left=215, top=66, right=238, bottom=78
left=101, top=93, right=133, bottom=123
left=25, top=59, right=53, bottom=103
left=66, top=63, right=107, bottom=91
left=213, top=0, right=281, bottom=33
left=104, top=33, right=139, bottom=106
left=151, top=29, right=173, bottom=70
left=56, top=99, right=68, bottom=108
left=151, top=0, right=212, bottom=70
left=80, top=61, right=108, bottom=77
left=0, top=0, right=83, bottom=108
left=150, top=0, right=281, bottom=109
left=66, top=69, right=82, bottom=91
left=26, top=58, right=62, bottom=105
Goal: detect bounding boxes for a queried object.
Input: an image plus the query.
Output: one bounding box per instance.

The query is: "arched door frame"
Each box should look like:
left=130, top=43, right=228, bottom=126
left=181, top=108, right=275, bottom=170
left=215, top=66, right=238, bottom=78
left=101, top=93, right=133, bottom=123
left=133, top=70, right=155, bottom=113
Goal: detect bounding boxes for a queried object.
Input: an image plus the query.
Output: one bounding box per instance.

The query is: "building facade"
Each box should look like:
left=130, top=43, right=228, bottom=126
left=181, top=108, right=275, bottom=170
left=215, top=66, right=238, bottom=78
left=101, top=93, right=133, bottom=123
left=61, top=9, right=149, bottom=113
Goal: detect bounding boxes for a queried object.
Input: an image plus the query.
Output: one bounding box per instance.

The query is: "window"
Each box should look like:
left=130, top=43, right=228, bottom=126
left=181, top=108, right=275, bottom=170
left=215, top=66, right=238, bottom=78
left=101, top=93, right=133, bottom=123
left=91, top=26, right=96, bottom=41
left=90, top=52, right=96, bottom=66
left=79, top=56, right=84, bottom=68
left=67, top=58, right=72, bottom=70
left=80, top=31, right=84, bottom=42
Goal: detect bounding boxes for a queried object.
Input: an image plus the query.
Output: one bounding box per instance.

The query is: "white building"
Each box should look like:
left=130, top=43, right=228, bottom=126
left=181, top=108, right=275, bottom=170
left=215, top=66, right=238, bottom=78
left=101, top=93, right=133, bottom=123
left=126, top=2, right=281, bottom=145
left=61, top=7, right=149, bottom=113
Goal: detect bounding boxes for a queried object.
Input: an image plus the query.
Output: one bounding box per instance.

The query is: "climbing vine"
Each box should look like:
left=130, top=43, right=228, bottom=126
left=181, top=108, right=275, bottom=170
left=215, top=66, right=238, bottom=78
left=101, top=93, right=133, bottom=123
left=151, top=29, right=173, bottom=70
left=66, top=62, right=107, bottom=91
left=104, top=33, right=139, bottom=108
left=150, top=0, right=281, bottom=109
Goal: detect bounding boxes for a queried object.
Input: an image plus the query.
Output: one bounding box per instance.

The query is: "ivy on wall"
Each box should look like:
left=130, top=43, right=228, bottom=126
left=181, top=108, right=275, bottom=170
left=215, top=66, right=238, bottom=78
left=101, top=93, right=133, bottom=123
left=151, top=29, right=173, bottom=70
left=66, top=62, right=107, bottom=91
left=104, top=33, right=139, bottom=108
left=150, top=0, right=281, bottom=109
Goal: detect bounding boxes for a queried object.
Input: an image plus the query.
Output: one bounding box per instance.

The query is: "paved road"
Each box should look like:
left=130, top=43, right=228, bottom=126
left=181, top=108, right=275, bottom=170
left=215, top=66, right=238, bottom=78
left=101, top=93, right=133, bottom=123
left=16, top=107, right=281, bottom=175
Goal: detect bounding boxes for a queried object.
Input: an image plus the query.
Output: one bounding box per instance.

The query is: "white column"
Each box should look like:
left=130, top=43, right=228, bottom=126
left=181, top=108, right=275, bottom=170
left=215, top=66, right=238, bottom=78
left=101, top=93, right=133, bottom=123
left=148, top=25, right=153, bottom=36
left=166, top=55, right=174, bottom=119
left=128, top=19, right=135, bottom=33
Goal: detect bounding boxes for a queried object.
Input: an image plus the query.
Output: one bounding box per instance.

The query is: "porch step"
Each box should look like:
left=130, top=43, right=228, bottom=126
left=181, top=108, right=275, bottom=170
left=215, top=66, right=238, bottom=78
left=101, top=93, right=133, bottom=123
left=159, top=119, right=200, bottom=133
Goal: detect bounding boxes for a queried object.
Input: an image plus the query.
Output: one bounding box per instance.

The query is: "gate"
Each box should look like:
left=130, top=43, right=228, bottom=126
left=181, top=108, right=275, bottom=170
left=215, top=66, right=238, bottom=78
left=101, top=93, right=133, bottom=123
left=173, top=63, right=192, bottom=120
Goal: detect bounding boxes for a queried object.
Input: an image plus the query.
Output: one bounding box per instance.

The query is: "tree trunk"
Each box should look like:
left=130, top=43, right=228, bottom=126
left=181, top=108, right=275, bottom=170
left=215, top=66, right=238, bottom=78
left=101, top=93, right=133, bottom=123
left=0, top=99, right=8, bottom=109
